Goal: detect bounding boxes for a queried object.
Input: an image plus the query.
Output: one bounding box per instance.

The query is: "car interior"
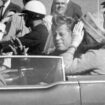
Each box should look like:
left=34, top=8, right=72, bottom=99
left=0, top=56, right=65, bottom=86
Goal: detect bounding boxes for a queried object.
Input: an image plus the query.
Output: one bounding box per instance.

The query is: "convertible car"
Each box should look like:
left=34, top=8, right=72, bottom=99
left=0, top=56, right=104, bottom=105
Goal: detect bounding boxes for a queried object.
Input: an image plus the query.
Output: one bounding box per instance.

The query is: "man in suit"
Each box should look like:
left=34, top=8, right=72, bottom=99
left=0, top=0, right=21, bottom=21
left=0, top=0, right=21, bottom=42
left=51, top=0, right=82, bottom=19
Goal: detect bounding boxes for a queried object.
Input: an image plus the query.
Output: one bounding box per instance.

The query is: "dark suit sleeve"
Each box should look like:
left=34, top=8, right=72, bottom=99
left=19, top=31, right=42, bottom=47
left=0, top=31, right=41, bottom=52
left=73, top=4, right=82, bottom=19
left=0, top=25, right=48, bottom=54
left=19, top=25, right=48, bottom=47
left=65, top=1, right=82, bottom=19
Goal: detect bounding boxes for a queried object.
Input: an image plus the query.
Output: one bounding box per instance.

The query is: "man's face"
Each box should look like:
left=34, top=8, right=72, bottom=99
left=24, top=14, right=33, bottom=28
left=53, top=24, right=72, bottom=51
left=54, top=0, right=68, bottom=15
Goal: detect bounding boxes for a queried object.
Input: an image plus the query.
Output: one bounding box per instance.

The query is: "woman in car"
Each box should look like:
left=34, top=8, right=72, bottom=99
left=50, top=15, right=105, bottom=75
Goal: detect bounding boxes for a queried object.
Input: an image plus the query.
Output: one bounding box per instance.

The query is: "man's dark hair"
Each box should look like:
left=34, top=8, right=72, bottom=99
left=52, top=15, right=75, bottom=32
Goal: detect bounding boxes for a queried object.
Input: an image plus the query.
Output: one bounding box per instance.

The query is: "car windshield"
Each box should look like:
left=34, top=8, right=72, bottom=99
left=0, top=56, right=65, bottom=86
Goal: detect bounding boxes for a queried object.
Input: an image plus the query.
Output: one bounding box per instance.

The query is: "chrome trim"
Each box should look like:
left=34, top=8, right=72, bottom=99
left=0, top=55, right=63, bottom=59
left=0, top=81, right=79, bottom=90
left=79, top=80, right=105, bottom=84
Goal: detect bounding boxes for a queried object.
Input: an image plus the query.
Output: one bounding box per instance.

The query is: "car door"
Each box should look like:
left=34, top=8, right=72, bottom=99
left=0, top=56, right=81, bottom=105
left=77, top=75, right=105, bottom=105
left=0, top=81, right=80, bottom=105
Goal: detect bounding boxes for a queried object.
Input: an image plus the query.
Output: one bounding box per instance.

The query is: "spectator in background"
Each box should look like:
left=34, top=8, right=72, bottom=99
left=51, top=0, right=82, bottom=19
left=0, top=0, right=48, bottom=55
left=0, top=0, right=21, bottom=40
left=0, top=0, right=21, bottom=21
left=1, top=0, right=31, bottom=41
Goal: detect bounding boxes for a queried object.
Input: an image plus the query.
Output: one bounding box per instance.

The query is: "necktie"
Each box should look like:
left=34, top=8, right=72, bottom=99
left=0, top=5, right=4, bottom=21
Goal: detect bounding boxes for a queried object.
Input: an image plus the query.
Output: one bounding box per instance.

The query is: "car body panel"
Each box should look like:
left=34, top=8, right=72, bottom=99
left=0, top=56, right=105, bottom=105
left=0, top=82, right=80, bottom=105
left=80, top=83, right=105, bottom=105
left=68, top=75, right=105, bottom=105
left=79, top=76, right=105, bottom=105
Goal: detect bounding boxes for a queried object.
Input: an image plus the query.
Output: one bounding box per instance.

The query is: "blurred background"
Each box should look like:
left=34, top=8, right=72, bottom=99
left=3, top=0, right=105, bottom=14
left=0, top=0, right=105, bottom=14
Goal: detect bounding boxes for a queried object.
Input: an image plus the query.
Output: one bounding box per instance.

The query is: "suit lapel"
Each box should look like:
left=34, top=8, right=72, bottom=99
left=2, top=2, right=11, bottom=18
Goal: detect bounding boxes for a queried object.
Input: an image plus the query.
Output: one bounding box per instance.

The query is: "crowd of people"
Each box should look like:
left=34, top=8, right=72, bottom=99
left=0, top=0, right=104, bottom=85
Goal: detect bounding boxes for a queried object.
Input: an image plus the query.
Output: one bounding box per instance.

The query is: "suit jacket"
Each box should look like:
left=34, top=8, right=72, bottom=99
left=0, top=2, right=21, bottom=20
left=19, top=24, right=49, bottom=55
left=65, top=1, right=82, bottom=19
left=1, top=24, right=49, bottom=55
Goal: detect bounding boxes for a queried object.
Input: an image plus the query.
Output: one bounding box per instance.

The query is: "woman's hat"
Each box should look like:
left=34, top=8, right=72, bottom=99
left=82, top=12, right=105, bottom=43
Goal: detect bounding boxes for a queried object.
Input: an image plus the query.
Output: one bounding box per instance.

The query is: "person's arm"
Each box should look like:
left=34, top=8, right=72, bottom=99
left=67, top=50, right=97, bottom=75
left=0, top=25, right=48, bottom=54
left=0, top=31, right=41, bottom=52
left=61, top=21, right=84, bottom=74
left=19, top=25, right=48, bottom=48
left=1, top=37, right=28, bottom=55
left=63, top=21, right=101, bottom=75
left=61, top=45, right=76, bottom=72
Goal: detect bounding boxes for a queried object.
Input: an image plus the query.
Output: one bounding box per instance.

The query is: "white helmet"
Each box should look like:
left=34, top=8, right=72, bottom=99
left=24, top=0, right=46, bottom=15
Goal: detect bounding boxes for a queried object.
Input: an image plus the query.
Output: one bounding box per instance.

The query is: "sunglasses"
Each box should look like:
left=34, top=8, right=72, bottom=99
left=23, top=10, right=45, bottom=20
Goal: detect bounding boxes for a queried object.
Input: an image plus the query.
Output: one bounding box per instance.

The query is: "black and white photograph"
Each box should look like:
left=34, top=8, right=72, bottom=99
left=0, top=0, right=105, bottom=105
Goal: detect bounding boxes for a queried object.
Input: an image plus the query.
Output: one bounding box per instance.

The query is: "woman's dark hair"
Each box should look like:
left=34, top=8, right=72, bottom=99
left=78, top=31, right=105, bottom=53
